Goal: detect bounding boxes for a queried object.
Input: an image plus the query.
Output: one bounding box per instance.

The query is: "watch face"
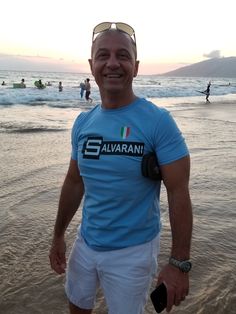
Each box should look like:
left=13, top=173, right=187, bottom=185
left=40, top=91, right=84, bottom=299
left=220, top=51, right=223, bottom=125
left=180, top=261, right=192, bottom=272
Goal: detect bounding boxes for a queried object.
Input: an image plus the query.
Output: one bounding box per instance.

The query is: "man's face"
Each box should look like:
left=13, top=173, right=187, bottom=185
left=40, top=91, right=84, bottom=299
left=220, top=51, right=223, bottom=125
left=89, top=30, right=139, bottom=95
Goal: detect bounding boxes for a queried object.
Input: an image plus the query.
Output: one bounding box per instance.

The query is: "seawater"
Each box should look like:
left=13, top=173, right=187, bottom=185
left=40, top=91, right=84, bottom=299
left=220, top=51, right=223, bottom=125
left=0, top=70, right=236, bottom=108
left=0, top=70, right=236, bottom=313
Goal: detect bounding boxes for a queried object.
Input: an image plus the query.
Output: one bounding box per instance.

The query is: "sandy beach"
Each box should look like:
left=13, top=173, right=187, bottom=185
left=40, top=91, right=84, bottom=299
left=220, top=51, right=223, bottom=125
left=0, top=73, right=236, bottom=313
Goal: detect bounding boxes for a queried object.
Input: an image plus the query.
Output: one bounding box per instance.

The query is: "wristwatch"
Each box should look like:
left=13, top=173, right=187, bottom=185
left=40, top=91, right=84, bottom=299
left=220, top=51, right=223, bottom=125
left=169, top=257, right=192, bottom=273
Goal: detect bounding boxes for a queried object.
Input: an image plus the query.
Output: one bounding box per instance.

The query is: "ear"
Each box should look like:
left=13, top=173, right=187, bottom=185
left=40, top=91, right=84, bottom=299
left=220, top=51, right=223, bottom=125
left=133, top=60, right=139, bottom=78
left=88, top=59, right=94, bottom=75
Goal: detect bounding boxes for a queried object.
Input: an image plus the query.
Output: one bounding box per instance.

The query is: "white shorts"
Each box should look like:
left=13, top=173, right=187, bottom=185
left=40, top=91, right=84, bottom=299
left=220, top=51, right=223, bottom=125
left=65, top=232, right=160, bottom=314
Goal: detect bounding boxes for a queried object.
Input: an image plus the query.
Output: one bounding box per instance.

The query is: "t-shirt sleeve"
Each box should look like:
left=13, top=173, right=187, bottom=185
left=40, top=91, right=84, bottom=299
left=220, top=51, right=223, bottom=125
left=154, top=110, right=189, bottom=165
left=71, top=112, right=86, bottom=160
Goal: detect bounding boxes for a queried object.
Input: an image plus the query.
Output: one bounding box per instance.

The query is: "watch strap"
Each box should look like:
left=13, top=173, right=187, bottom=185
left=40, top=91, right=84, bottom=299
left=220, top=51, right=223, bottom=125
left=169, top=257, right=192, bottom=273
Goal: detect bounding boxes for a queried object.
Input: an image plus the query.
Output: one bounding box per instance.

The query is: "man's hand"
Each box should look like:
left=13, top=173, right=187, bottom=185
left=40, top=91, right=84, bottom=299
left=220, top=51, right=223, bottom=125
left=156, top=263, right=189, bottom=312
left=49, top=237, right=67, bottom=274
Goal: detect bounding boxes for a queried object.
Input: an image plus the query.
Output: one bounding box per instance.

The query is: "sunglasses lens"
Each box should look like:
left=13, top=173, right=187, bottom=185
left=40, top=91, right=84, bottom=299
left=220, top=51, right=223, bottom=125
left=93, top=22, right=112, bottom=35
left=116, top=23, right=134, bottom=36
left=92, top=22, right=136, bottom=45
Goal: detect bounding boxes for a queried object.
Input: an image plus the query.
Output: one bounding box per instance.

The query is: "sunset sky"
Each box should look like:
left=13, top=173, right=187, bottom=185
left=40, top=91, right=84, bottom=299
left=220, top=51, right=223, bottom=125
left=0, top=0, right=235, bottom=74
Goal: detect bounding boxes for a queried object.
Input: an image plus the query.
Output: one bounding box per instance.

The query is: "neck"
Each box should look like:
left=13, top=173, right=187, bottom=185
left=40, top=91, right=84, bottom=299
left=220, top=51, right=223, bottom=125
left=100, top=90, right=137, bottom=109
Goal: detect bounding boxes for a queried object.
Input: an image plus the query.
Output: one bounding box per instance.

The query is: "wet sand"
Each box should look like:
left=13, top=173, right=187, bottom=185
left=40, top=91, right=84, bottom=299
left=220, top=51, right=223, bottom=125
left=0, top=99, right=236, bottom=313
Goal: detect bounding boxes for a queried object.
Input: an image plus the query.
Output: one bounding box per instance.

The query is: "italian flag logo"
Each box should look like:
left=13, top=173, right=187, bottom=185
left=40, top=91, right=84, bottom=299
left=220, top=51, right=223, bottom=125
left=121, top=126, right=130, bottom=139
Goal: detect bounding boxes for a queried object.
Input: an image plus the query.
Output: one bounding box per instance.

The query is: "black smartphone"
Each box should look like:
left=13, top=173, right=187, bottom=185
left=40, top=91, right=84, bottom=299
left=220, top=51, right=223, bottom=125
left=150, top=283, right=167, bottom=313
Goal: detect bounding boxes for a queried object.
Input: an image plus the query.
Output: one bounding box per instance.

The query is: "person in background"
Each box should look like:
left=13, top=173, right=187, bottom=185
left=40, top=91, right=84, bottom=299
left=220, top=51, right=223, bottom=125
left=1, top=81, right=6, bottom=86
left=79, top=80, right=86, bottom=98
left=59, top=81, right=63, bottom=92
left=20, top=78, right=26, bottom=87
left=204, top=81, right=211, bottom=102
left=84, top=78, right=92, bottom=102
left=38, top=79, right=43, bottom=88
left=49, top=22, right=193, bottom=314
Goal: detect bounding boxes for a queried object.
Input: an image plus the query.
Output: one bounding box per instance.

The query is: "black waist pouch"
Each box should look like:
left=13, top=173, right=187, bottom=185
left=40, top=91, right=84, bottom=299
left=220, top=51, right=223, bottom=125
left=141, top=152, right=162, bottom=181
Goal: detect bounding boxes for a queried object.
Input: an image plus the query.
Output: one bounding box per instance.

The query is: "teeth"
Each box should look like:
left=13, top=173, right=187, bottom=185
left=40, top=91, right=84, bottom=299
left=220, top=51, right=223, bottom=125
left=106, top=74, right=121, bottom=78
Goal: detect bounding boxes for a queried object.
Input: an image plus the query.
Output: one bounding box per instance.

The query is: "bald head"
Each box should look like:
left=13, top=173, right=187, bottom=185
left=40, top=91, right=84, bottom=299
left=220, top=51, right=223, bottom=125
left=91, top=29, right=137, bottom=60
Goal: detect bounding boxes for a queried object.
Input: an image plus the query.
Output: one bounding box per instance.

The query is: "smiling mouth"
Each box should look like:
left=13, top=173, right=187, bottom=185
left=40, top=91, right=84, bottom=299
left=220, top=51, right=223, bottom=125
left=104, top=74, right=122, bottom=78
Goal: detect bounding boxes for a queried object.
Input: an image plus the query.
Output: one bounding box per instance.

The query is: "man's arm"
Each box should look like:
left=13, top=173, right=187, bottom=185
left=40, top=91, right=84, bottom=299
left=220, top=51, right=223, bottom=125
left=49, top=158, right=84, bottom=274
left=157, top=155, right=193, bottom=312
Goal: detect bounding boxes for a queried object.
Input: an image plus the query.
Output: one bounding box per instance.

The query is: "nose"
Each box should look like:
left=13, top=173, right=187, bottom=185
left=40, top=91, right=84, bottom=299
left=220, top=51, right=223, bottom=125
left=106, top=53, right=120, bottom=69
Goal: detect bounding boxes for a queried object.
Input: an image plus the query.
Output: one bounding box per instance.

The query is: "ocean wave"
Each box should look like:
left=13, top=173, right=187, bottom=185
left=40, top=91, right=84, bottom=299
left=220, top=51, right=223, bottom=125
left=0, top=122, right=66, bottom=133
left=0, top=90, right=98, bottom=109
left=1, top=74, right=236, bottom=109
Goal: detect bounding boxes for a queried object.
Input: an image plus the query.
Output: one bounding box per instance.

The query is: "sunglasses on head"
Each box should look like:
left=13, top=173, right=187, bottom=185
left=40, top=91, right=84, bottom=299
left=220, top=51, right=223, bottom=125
left=92, top=22, right=136, bottom=45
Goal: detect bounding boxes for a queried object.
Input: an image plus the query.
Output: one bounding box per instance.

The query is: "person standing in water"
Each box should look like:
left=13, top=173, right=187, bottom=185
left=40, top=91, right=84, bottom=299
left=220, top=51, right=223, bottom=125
left=58, top=81, right=63, bottom=92
left=204, top=81, right=211, bottom=102
left=84, top=78, right=92, bottom=102
left=79, top=80, right=86, bottom=98
left=20, top=78, right=26, bottom=87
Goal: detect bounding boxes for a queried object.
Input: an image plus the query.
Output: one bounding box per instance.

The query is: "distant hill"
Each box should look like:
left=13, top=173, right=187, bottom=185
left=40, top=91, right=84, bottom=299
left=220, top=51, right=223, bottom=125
left=162, top=57, right=236, bottom=77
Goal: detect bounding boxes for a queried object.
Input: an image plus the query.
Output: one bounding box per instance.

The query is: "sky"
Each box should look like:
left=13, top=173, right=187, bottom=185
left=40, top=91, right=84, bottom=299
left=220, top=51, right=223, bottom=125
left=0, top=0, right=235, bottom=74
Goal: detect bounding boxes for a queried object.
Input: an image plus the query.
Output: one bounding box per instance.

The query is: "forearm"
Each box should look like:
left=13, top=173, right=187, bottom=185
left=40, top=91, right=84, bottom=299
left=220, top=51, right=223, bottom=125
left=167, top=186, right=192, bottom=260
left=53, top=179, right=83, bottom=238
left=159, top=157, right=192, bottom=311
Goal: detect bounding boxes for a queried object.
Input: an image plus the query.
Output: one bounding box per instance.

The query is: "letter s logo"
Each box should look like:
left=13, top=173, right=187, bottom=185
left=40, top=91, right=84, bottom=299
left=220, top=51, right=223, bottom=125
left=82, top=137, right=103, bottom=159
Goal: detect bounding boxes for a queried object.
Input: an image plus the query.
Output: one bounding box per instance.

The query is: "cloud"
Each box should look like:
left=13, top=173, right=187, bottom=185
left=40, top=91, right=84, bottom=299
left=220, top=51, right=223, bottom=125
left=203, top=50, right=221, bottom=59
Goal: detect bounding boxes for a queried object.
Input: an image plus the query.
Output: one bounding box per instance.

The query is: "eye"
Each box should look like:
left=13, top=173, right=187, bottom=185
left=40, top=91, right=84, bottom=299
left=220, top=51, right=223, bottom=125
left=95, top=51, right=109, bottom=60
left=120, top=54, right=128, bottom=59
left=118, top=51, right=131, bottom=60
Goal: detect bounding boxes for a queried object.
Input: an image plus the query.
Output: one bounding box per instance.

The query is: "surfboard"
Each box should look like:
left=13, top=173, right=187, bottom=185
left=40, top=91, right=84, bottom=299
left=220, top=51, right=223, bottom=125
left=196, top=90, right=207, bottom=95
left=34, top=81, right=46, bottom=89
left=13, top=83, right=26, bottom=88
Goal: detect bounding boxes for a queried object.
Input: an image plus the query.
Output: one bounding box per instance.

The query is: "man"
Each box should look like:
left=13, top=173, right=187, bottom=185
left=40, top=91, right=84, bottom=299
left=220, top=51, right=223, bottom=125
left=84, top=78, right=92, bottom=102
left=204, top=81, right=211, bottom=102
left=49, top=22, right=193, bottom=314
left=20, top=78, right=26, bottom=87
left=79, top=80, right=86, bottom=99
left=59, top=81, right=63, bottom=92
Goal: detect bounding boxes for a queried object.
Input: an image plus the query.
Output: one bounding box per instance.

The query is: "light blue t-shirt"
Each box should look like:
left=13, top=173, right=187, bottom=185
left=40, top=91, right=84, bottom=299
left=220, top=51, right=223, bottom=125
left=71, top=98, right=189, bottom=251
